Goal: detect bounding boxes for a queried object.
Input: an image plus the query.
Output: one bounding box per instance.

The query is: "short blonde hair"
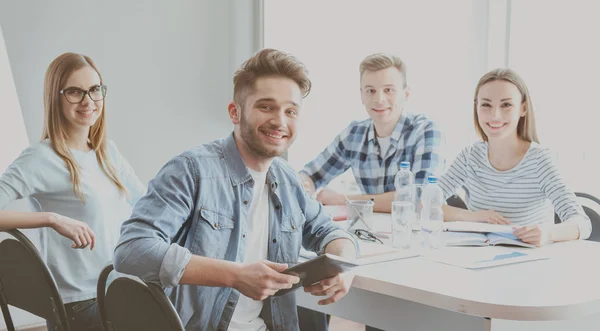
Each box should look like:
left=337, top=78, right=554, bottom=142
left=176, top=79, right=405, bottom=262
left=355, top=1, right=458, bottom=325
left=359, top=53, right=407, bottom=87
left=473, top=68, right=539, bottom=143
left=233, top=48, right=311, bottom=105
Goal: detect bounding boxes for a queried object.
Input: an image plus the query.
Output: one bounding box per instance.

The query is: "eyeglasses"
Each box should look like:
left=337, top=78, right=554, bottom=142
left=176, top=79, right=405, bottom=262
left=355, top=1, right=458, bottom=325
left=354, top=229, right=383, bottom=244
left=60, top=85, right=107, bottom=104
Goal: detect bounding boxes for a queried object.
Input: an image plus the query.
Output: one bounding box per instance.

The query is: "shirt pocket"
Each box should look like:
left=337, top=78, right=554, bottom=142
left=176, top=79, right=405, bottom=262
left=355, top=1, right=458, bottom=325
left=192, top=206, right=236, bottom=259
left=277, top=212, right=305, bottom=264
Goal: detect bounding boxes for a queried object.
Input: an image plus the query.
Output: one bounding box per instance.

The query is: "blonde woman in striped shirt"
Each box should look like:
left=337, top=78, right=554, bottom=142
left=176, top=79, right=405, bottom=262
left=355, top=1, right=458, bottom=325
left=438, top=69, right=591, bottom=247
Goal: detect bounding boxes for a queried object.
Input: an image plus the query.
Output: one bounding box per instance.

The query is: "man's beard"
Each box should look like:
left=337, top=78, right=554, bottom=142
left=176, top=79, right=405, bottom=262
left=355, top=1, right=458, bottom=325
left=239, top=114, right=292, bottom=159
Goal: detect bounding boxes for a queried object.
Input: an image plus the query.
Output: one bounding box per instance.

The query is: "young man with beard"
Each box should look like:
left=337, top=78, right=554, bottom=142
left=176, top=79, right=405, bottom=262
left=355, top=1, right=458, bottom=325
left=114, top=49, right=357, bottom=331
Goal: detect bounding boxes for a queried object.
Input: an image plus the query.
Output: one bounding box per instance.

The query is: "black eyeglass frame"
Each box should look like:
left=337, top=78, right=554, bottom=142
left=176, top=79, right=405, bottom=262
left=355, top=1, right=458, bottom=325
left=353, top=228, right=384, bottom=244
left=59, top=85, right=107, bottom=104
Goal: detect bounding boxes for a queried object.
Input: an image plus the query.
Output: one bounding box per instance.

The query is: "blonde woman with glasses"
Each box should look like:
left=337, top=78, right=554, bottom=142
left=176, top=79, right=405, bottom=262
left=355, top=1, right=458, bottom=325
left=0, top=53, right=145, bottom=330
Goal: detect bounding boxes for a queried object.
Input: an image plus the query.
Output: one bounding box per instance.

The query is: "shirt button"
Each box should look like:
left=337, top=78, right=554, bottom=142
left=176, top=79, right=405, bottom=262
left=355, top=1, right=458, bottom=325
left=243, top=200, right=249, bottom=205
left=272, top=238, right=277, bottom=244
left=214, top=223, right=219, bottom=229
left=275, top=205, right=281, bottom=210
left=292, top=225, right=297, bottom=230
left=242, top=234, right=246, bottom=238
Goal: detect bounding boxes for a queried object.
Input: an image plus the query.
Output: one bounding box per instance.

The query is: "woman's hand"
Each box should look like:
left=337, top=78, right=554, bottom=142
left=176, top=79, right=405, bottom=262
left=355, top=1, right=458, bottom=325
left=48, top=213, right=96, bottom=250
left=513, top=224, right=549, bottom=247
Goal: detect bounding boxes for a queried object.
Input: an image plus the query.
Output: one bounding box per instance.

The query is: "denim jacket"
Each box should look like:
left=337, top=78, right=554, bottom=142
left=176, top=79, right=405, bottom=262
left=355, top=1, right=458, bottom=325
left=114, top=133, right=357, bottom=331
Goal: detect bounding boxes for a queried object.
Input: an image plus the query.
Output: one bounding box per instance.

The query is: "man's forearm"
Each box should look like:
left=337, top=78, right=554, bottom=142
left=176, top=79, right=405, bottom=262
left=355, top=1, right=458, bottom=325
left=298, top=173, right=317, bottom=197
left=179, top=255, right=241, bottom=287
left=324, top=238, right=357, bottom=261
left=347, top=191, right=395, bottom=213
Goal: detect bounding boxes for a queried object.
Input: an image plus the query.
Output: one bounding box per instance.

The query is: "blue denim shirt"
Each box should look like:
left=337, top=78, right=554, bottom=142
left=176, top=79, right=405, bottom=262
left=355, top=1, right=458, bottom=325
left=114, top=133, right=357, bottom=331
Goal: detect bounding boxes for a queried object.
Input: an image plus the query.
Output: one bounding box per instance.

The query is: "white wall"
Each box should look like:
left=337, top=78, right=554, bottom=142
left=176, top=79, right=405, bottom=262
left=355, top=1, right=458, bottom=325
left=0, top=22, right=28, bottom=173
left=0, top=0, right=260, bottom=183
left=0, top=1, right=260, bottom=330
left=265, top=0, right=488, bottom=175
left=1, top=20, right=47, bottom=331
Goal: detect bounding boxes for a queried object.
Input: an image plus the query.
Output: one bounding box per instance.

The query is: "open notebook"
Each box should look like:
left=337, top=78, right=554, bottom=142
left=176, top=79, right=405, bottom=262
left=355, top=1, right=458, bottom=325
left=442, top=221, right=535, bottom=248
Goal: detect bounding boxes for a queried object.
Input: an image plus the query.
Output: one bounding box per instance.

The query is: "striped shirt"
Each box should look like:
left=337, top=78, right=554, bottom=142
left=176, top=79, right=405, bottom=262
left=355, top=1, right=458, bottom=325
left=300, top=112, right=444, bottom=194
left=438, top=141, right=591, bottom=239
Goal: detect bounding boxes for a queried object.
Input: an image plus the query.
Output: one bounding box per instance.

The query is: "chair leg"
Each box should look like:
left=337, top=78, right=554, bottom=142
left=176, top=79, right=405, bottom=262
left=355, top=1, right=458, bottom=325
left=0, top=302, right=16, bottom=331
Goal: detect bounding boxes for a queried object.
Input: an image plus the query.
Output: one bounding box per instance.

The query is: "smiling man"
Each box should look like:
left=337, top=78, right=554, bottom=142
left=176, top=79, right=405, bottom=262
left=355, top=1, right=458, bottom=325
left=114, top=49, right=357, bottom=331
left=299, top=53, right=444, bottom=213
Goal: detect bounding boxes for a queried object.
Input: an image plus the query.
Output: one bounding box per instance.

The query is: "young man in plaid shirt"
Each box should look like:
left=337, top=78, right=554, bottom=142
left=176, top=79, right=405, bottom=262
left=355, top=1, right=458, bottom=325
left=299, top=53, right=444, bottom=213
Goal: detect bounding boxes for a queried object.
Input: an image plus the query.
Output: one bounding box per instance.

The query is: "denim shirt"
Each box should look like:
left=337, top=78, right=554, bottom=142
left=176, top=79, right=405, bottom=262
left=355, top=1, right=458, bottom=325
left=114, top=133, right=357, bottom=331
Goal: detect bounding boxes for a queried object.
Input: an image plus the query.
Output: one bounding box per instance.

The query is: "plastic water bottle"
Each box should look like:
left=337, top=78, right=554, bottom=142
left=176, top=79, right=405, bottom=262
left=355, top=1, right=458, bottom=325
left=420, top=175, right=444, bottom=252
left=392, top=162, right=415, bottom=248
left=394, top=162, right=414, bottom=203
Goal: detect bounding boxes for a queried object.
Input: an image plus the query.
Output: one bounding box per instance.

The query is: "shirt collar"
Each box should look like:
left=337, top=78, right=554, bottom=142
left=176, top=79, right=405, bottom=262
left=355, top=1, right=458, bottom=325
left=367, top=112, right=412, bottom=144
left=222, top=132, right=279, bottom=188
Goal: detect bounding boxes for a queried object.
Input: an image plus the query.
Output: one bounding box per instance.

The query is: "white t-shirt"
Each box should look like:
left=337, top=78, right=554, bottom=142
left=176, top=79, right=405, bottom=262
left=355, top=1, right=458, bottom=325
left=228, top=168, right=269, bottom=331
left=377, top=135, right=391, bottom=158
left=0, top=140, right=145, bottom=303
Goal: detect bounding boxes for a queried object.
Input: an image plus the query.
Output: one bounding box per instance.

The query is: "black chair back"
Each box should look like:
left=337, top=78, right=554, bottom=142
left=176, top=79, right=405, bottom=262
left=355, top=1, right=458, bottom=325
left=0, top=229, right=70, bottom=331
left=553, top=192, right=600, bottom=241
left=446, top=194, right=467, bottom=209
left=97, top=264, right=184, bottom=331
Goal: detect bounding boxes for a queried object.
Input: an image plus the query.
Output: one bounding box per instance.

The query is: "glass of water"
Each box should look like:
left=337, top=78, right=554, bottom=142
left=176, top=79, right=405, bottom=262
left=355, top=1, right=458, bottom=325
left=391, top=201, right=414, bottom=249
left=346, top=199, right=375, bottom=233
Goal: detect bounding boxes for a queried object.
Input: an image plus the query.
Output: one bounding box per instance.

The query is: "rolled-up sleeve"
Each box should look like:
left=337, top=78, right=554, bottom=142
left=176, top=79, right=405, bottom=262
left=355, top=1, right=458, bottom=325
left=301, top=192, right=359, bottom=258
left=537, top=149, right=592, bottom=240
left=114, top=155, right=197, bottom=287
left=300, top=125, right=353, bottom=191
left=411, top=121, right=444, bottom=184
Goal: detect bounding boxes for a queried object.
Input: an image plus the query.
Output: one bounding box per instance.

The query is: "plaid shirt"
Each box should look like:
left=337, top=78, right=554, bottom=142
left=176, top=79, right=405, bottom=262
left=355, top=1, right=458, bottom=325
left=301, top=112, right=444, bottom=194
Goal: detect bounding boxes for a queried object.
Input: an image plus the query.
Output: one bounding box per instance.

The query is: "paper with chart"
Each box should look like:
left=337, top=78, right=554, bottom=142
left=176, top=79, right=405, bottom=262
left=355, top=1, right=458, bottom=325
left=424, top=246, right=549, bottom=269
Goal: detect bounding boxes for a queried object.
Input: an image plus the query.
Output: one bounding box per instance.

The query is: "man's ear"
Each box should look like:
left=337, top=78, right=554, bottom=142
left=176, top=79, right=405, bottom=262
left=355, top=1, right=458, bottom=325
left=228, top=102, right=240, bottom=124
left=403, top=85, right=411, bottom=100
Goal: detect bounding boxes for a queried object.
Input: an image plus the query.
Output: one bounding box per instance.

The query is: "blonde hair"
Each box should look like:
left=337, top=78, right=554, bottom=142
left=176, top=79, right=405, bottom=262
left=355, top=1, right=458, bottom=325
left=359, top=53, right=407, bottom=87
left=473, top=68, right=539, bottom=143
left=42, top=53, right=127, bottom=203
left=233, top=48, right=311, bottom=106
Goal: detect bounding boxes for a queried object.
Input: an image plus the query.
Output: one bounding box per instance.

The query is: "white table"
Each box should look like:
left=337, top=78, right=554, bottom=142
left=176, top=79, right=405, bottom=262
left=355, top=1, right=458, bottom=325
left=298, top=214, right=600, bottom=331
